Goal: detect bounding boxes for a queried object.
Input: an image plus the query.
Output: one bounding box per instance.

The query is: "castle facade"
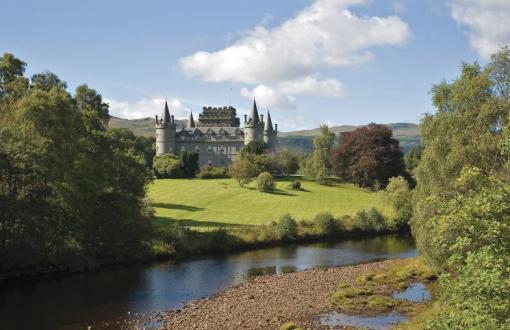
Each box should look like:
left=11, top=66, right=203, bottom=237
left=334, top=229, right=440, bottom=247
left=155, top=100, right=277, bottom=168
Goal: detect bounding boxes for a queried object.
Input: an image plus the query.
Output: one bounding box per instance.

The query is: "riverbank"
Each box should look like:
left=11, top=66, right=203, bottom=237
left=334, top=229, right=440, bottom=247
left=2, top=226, right=405, bottom=287
left=162, top=257, right=433, bottom=329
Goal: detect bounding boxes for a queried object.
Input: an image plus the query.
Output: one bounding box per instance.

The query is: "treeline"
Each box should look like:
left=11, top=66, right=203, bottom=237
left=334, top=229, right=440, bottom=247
left=411, top=48, right=510, bottom=328
left=0, top=53, right=154, bottom=274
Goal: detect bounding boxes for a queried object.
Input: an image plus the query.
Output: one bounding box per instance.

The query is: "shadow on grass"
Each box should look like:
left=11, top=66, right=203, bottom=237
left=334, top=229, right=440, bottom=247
left=153, top=217, right=251, bottom=229
left=266, top=188, right=297, bottom=196
left=152, top=203, right=205, bottom=211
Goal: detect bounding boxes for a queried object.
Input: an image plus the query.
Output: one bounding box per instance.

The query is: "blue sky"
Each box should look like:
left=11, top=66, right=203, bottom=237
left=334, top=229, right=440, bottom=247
left=2, top=0, right=508, bottom=131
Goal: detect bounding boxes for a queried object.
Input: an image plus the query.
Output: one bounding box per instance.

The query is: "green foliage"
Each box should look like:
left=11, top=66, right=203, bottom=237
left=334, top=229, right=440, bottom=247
left=180, top=151, right=199, bottom=178
left=256, top=171, right=275, bottom=192
left=313, top=212, right=338, bottom=236
left=299, top=125, right=335, bottom=183
left=153, top=154, right=182, bottom=178
left=197, top=166, right=228, bottom=179
left=288, top=180, right=301, bottom=190
left=354, top=208, right=387, bottom=232
left=331, top=123, right=407, bottom=189
left=271, top=149, right=301, bottom=176
left=241, top=140, right=266, bottom=156
left=275, top=213, right=298, bottom=240
left=386, top=176, right=413, bottom=229
left=411, top=49, right=510, bottom=329
left=403, top=146, right=423, bottom=174
left=426, top=248, right=510, bottom=329
left=0, top=53, right=152, bottom=272
left=229, top=156, right=257, bottom=186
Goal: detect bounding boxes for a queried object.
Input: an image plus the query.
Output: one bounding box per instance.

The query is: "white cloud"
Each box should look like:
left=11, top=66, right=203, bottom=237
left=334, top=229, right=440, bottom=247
left=106, top=97, right=191, bottom=119
left=279, top=77, right=346, bottom=97
left=451, top=0, right=510, bottom=59
left=179, top=0, right=410, bottom=84
left=240, top=85, right=296, bottom=109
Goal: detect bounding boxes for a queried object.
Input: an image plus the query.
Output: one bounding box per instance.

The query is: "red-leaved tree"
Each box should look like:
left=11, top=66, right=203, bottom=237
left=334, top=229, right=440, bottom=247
left=331, top=123, right=406, bottom=188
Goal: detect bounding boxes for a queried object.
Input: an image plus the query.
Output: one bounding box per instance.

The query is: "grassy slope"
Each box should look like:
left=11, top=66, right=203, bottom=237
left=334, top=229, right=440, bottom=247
left=149, top=178, right=393, bottom=230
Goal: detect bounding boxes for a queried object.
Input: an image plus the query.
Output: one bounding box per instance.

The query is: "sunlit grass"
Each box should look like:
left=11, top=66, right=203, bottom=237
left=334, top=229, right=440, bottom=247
left=148, top=178, right=393, bottom=228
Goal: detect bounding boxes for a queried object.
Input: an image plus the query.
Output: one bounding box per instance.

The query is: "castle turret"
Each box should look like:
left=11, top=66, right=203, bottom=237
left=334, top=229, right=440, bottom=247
left=188, top=111, right=195, bottom=128
left=263, top=110, right=277, bottom=149
left=155, top=100, right=176, bottom=155
left=243, top=99, right=264, bottom=145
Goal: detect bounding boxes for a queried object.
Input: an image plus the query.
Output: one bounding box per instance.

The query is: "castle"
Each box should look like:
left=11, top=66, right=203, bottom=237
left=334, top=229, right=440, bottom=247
left=155, top=99, right=277, bottom=168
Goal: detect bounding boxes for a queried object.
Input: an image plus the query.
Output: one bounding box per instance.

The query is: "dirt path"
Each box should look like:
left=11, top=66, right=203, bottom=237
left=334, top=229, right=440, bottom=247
left=162, top=259, right=403, bottom=329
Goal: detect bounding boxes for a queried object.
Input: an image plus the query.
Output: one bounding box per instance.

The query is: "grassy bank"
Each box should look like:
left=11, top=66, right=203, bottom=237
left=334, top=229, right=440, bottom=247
left=148, top=178, right=404, bottom=258
left=150, top=178, right=394, bottom=228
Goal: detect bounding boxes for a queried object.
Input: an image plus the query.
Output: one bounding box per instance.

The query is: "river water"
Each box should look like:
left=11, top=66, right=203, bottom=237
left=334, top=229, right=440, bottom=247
left=0, top=234, right=416, bottom=330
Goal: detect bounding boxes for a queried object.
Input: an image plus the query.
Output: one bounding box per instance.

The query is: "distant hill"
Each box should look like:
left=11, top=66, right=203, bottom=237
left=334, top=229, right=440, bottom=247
left=108, top=117, right=421, bottom=153
left=108, top=116, right=187, bottom=137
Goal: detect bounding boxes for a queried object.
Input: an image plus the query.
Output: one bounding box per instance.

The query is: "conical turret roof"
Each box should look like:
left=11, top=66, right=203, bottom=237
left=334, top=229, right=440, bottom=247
left=188, top=111, right=195, bottom=128
left=161, top=100, right=171, bottom=124
left=250, top=99, right=260, bottom=124
left=264, top=110, right=273, bottom=132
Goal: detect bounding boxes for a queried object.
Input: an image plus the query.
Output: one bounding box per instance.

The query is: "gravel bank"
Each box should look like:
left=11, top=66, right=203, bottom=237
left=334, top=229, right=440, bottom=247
left=162, top=259, right=404, bottom=329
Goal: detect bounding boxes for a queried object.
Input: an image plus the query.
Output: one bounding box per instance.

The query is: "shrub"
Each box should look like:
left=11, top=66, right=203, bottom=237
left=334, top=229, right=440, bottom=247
left=386, top=176, right=413, bottom=229
left=367, top=207, right=386, bottom=231
left=256, top=171, right=275, bottom=192
left=180, top=151, right=199, bottom=178
left=288, top=180, right=301, bottom=190
left=354, top=208, right=386, bottom=232
left=314, top=212, right=338, bottom=236
left=276, top=213, right=298, bottom=240
left=197, top=166, right=228, bottom=179
left=153, top=154, right=182, bottom=178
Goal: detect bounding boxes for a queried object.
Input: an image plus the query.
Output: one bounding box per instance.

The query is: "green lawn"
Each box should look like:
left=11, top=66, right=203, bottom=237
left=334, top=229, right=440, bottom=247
left=149, top=178, right=393, bottom=229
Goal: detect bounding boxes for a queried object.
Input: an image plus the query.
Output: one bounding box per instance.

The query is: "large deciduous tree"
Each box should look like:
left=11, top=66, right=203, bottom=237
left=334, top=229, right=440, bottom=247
left=0, top=53, right=152, bottom=272
left=331, top=123, right=406, bottom=188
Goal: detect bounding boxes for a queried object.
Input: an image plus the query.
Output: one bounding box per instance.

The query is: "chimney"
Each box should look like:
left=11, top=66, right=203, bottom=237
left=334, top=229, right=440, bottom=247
left=171, top=115, right=174, bottom=124
left=275, top=124, right=278, bottom=133
left=244, top=114, right=247, bottom=123
left=260, top=114, right=264, bottom=123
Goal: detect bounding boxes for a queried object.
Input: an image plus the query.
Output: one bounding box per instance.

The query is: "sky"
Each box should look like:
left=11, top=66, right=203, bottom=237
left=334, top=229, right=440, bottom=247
left=2, top=0, right=510, bottom=131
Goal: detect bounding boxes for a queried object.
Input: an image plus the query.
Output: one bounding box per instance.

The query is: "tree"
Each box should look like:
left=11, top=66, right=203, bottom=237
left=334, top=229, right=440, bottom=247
left=229, top=156, right=257, bottom=186
left=153, top=154, right=181, bottom=178
left=410, top=49, right=510, bottom=328
left=300, top=125, right=335, bottom=182
left=385, top=176, right=412, bottom=229
left=241, top=140, right=266, bottom=156
left=272, top=149, right=300, bottom=176
left=75, top=84, right=109, bottom=132
left=0, top=53, right=152, bottom=271
left=331, top=123, right=406, bottom=189
left=403, top=146, right=423, bottom=174
left=180, top=151, right=199, bottom=178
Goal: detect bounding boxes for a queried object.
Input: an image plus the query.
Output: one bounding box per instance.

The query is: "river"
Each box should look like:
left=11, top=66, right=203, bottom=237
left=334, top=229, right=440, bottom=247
left=0, top=234, right=416, bottom=330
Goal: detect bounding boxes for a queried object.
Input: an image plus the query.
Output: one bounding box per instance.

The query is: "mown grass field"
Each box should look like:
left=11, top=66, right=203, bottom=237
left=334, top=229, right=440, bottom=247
left=149, top=178, right=393, bottom=230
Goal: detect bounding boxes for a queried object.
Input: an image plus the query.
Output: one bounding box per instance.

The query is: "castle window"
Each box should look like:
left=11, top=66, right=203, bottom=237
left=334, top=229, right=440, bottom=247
left=208, top=146, right=213, bottom=153
left=181, top=146, right=185, bottom=152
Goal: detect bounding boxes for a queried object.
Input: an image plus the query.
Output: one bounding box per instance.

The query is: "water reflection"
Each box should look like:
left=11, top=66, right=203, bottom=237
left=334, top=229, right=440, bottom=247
left=0, top=234, right=416, bottom=330
left=392, top=282, right=431, bottom=303
left=320, top=311, right=406, bottom=330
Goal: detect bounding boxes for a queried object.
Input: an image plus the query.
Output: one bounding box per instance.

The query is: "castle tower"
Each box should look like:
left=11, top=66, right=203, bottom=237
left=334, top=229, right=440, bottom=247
left=155, top=100, right=176, bottom=155
left=243, top=99, right=264, bottom=145
left=263, top=110, right=277, bottom=149
left=188, top=111, right=195, bottom=128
